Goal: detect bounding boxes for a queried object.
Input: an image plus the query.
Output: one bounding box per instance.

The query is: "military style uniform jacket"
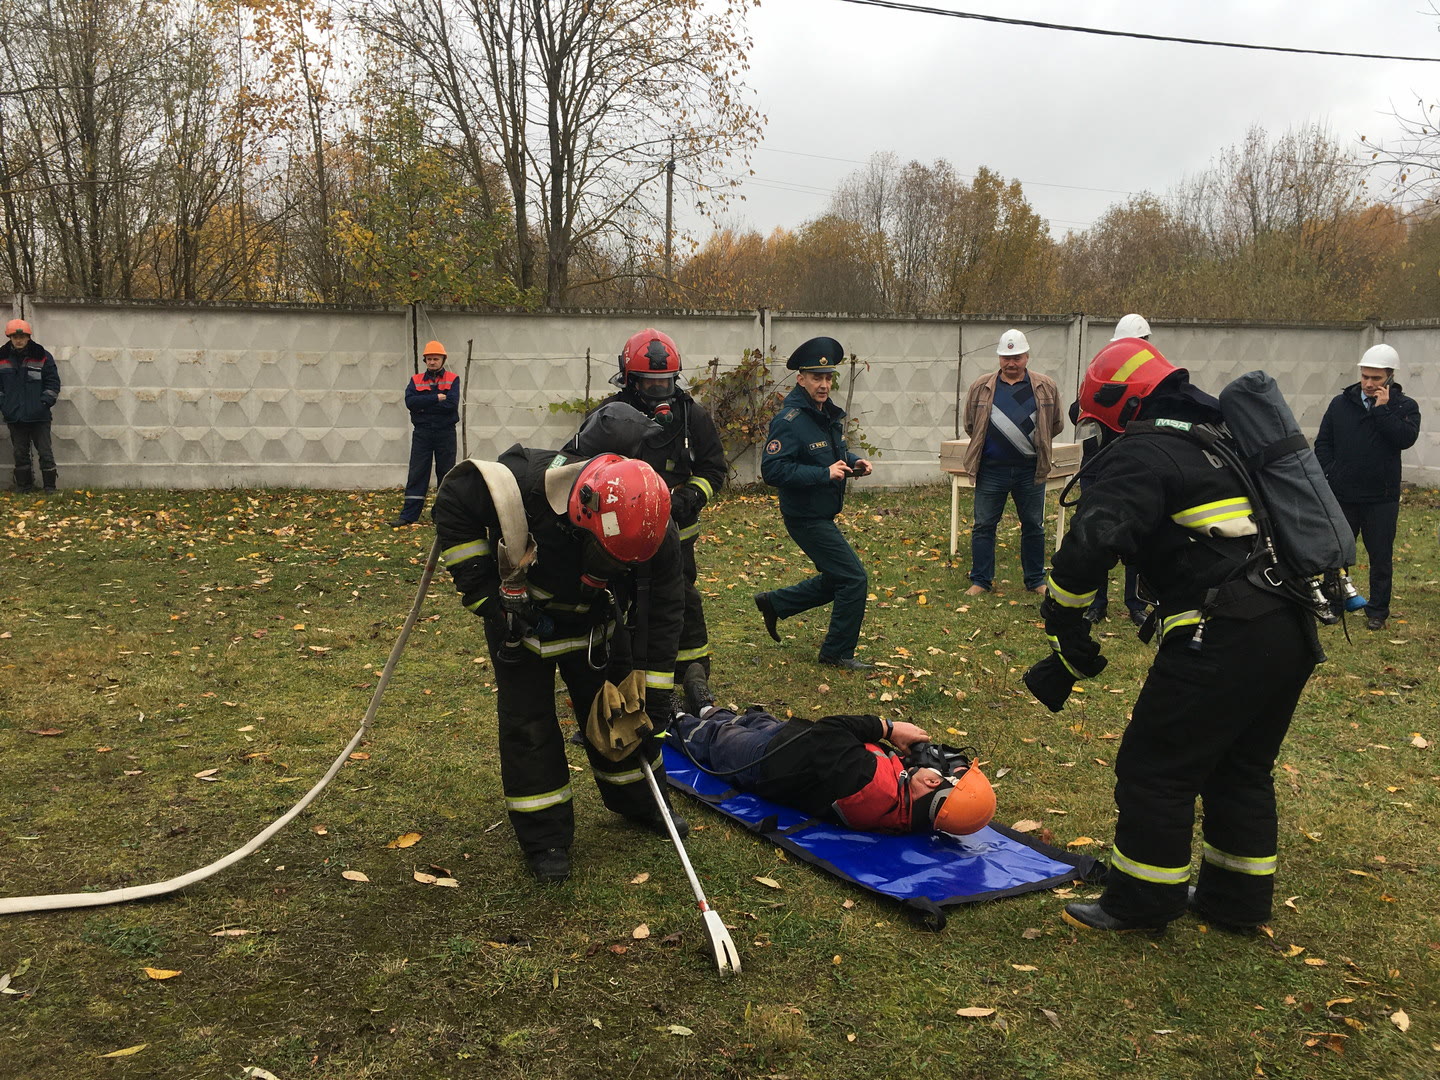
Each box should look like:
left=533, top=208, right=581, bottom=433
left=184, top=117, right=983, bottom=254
left=433, top=445, right=683, bottom=695
left=600, top=386, right=726, bottom=541
left=761, top=385, right=860, bottom=519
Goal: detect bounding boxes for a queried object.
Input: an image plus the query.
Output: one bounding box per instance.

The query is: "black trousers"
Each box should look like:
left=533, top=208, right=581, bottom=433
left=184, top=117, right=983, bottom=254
left=1102, top=605, right=1315, bottom=925
left=7, top=421, right=56, bottom=489
left=674, top=534, right=711, bottom=681
left=482, top=615, right=666, bottom=855
left=400, top=427, right=457, bottom=523
left=1340, top=500, right=1399, bottom=620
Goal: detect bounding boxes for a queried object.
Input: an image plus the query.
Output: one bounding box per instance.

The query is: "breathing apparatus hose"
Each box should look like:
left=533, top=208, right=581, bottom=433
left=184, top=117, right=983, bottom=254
left=0, top=536, right=443, bottom=917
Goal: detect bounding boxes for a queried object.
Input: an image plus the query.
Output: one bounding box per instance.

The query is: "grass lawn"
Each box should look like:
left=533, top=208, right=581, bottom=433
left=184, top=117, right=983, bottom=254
left=1, top=482, right=1437, bottom=1080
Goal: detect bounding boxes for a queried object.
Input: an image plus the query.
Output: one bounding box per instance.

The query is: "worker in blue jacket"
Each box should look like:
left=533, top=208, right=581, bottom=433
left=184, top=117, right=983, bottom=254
left=755, top=337, right=875, bottom=671
left=0, top=319, right=61, bottom=493
left=392, top=340, right=459, bottom=527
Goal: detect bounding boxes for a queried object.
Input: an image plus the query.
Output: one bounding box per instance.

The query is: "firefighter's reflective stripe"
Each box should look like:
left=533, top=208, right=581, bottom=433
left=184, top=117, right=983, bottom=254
left=1046, top=573, right=1096, bottom=610
left=1112, top=348, right=1157, bottom=382
left=464, top=595, right=489, bottom=614
left=1202, top=842, right=1276, bottom=876
left=526, top=581, right=590, bottom=614
left=686, top=476, right=714, bottom=500
left=441, top=538, right=491, bottom=567
left=1110, top=845, right=1192, bottom=885
left=597, top=750, right=661, bottom=787
left=505, top=783, right=573, bottom=813
left=1159, top=609, right=1202, bottom=640
left=519, top=622, right=615, bottom=657
left=1170, top=498, right=1257, bottom=536
left=646, top=670, right=674, bottom=691
left=678, top=521, right=701, bottom=541
left=676, top=642, right=712, bottom=662
left=1046, top=634, right=1088, bottom=680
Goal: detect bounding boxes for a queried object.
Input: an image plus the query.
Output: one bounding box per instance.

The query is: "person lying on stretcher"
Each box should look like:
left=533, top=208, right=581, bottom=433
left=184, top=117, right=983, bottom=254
left=667, top=665, right=995, bottom=836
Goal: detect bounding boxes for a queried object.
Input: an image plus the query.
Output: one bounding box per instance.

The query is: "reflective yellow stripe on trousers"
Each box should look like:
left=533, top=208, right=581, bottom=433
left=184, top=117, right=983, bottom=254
left=1110, top=844, right=1192, bottom=885
left=1202, top=842, right=1276, bottom=876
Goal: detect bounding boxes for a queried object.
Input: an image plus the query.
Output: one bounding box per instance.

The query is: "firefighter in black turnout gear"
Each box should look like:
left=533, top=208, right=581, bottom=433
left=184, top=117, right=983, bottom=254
left=592, top=329, right=726, bottom=683
left=1025, top=338, right=1318, bottom=933
left=433, top=443, right=687, bottom=883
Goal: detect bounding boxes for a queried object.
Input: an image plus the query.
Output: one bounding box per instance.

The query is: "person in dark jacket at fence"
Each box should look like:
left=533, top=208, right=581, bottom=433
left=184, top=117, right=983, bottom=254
left=0, top=319, right=61, bottom=493
left=392, top=340, right=459, bottom=527
left=754, top=337, right=874, bottom=671
left=1314, top=343, right=1421, bottom=632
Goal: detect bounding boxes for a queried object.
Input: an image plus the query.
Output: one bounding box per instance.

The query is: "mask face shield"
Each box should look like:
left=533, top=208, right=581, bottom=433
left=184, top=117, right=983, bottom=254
left=636, top=374, right=677, bottom=403
left=1074, top=417, right=1108, bottom=444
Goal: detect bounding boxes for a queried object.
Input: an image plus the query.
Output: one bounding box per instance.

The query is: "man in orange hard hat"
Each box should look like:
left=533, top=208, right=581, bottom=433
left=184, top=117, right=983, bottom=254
left=0, top=319, right=61, bottom=493
left=392, top=340, right=459, bottom=527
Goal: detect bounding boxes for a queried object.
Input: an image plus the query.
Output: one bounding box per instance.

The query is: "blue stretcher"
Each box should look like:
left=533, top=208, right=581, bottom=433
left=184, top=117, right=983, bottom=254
left=662, top=743, right=1099, bottom=931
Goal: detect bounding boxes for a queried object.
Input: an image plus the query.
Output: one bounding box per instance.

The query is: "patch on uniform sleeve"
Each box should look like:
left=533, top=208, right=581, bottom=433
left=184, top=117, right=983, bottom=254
left=765, top=438, right=783, bottom=455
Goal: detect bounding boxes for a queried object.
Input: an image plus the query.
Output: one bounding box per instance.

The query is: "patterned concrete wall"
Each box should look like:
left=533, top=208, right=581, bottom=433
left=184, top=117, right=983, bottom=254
left=2, top=299, right=1434, bottom=490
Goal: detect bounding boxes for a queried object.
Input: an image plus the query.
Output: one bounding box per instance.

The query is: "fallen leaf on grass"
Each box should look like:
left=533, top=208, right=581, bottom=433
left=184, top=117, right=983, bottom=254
left=100, top=1044, right=147, bottom=1058
left=1282, top=944, right=1305, bottom=957
left=312, top=826, right=328, bottom=836
left=1066, top=837, right=1097, bottom=848
left=842, top=899, right=855, bottom=909
left=193, top=768, right=219, bottom=779
left=609, top=945, right=628, bottom=955
left=1021, top=928, right=1043, bottom=940
left=387, top=832, right=421, bottom=849
left=1011, top=964, right=1038, bottom=972
left=630, top=872, right=650, bottom=885
left=341, top=870, right=370, bottom=883
left=349, top=752, right=370, bottom=761
left=754, top=876, right=781, bottom=889
left=666, top=1025, right=693, bottom=1036
left=660, top=932, right=683, bottom=947
left=632, top=924, right=651, bottom=940
left=955, top=1007, right=995, bottom=1019
left=209, top=928, right=257, bottom=937
left=1304, top=958, right=1328, bottom=967
left=1284, top=896, right=1300, bottom=911
left=1347, top=870, right=1373, bottom=878
left=143, top=968, right=181, bottom=980
left=1038, top=1008, right=1061, bottom=1029
left=1410, top=735, right=1430, bottom=749
left=1011, top=820, right=1041, bottom=833
left=1390, top=1010, right=1410, bottom=1031
left=25, top=729, right=63, bottom=737
left=241, top=1069, right=283, bottom=1080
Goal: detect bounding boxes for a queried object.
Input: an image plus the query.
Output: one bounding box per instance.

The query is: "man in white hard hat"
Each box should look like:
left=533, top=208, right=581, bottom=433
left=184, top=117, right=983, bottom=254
left=960, top=329, right=1064, bottom=597
left=1314, top=343, right=1421, bottom=631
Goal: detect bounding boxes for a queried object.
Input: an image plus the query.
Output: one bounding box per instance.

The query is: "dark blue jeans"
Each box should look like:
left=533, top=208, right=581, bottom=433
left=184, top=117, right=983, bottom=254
left=668, top=708, right=782, bottom=789
left=969, top=461, right=1047, bottom=590
left=771, top=516, right=868, bottom=660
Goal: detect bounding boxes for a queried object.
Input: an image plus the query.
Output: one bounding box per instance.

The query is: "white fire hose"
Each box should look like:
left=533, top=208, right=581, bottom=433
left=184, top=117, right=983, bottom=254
left=0, top=537, right=442, bottom=916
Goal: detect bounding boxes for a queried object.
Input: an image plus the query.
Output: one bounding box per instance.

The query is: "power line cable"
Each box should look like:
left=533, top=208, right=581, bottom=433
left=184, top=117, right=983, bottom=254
left=830, top=0, right=1440, bottom=62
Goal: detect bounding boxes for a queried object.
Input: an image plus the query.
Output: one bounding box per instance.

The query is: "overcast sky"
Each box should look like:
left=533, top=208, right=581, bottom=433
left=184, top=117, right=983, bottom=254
left=690, top=0, right=1439, bottom=239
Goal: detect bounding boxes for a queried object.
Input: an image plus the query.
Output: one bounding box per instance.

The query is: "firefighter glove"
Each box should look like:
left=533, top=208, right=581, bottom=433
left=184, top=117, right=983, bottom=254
left=1041, top=597, right=1107, bottom=679
left=1023, top=654, right=1076, bottom=712
left=586, top=670, right=651, bottom=761
left=669, top=484, right=705, bottom=526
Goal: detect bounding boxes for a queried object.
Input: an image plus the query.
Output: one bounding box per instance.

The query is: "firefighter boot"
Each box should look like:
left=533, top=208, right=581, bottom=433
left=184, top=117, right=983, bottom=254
left=1062, top=902, right=1169, bottom=933
left=41, top=469, right=57, bottom=493
left=682, top=663, right=715, bottom=717
left=525, top=848, right=572, bottom=883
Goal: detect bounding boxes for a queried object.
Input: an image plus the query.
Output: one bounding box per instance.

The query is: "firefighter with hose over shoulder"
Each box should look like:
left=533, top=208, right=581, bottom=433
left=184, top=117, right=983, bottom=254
left=432, top=411, right=687, bottom=884
left=1023, top=337, right=1325, bottom=934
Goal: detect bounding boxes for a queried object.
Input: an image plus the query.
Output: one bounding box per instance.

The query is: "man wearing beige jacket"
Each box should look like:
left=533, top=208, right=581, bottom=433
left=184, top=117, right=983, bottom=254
left=961, top=329, right=1064, bottom=596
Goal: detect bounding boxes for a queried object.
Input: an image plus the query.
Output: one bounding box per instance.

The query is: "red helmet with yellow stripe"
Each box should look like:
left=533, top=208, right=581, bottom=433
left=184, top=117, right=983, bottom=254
left=1077, top=337, right=1182, bottom=433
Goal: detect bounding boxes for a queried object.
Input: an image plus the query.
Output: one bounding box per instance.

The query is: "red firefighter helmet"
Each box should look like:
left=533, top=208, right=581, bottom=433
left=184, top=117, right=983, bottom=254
left=568, top=454, right=671, bottom=563
left=1076, top=337, right=1183, bottom=433
left=619, top=329, right=681, bottom=402
left=930, top=765, right=996, bottom=836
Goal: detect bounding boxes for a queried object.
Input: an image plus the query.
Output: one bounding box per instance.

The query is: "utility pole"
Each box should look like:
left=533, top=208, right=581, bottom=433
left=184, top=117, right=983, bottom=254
left=664, top=137, right=676, bottom=286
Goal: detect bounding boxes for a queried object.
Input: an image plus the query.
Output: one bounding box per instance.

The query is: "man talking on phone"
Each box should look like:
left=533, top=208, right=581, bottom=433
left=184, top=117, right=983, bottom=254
left=1315, top=344, right=1421, bottom=632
